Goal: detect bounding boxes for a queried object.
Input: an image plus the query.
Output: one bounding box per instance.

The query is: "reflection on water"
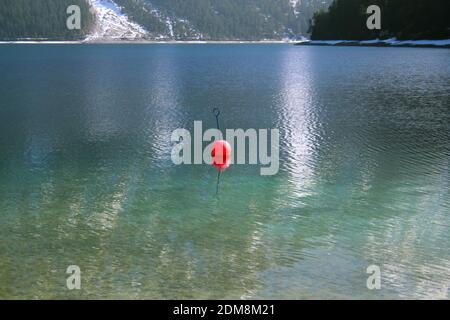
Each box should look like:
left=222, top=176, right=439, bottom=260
left=0, top=45, right=449, bottom=299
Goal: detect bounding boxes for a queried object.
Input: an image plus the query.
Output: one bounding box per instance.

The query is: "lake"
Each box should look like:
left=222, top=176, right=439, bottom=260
left=0, top=44, right=449, bottom=299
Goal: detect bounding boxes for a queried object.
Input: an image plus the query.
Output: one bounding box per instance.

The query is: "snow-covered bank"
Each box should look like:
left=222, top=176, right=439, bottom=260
left=384, top=39, right=450, bottom=46
left=296, top=38, right=450, bottom=48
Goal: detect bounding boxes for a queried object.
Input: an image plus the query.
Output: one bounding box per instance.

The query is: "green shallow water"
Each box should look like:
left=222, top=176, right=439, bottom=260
left=0, top=44, right=449, bottom=299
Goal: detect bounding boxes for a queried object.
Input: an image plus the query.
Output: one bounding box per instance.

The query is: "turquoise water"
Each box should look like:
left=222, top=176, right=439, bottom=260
left=0, top=44, right=449, bottom=299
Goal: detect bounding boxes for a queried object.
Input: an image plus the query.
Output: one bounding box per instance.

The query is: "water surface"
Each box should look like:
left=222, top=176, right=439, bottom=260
left=0, top=44, right=449, bottom=299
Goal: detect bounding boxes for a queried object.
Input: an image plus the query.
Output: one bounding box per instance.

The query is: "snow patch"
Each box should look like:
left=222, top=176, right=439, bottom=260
left=302, top=38, right=450, bottom=47
left=87, top=0, right=148, bottom=41
left=290, top=0, right=301, bottom=8
left=166, top=18, right=174, bottom=38
left=290, top=0, right=301, bottom=15
left=361, top=38, right=450, bottom=46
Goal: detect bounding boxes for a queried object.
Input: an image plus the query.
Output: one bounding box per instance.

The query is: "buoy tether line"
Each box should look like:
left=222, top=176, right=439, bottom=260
left=214, top=108, right=221, bottom=195
left=213, top=107, right=221, bottom=130
left=211, top=108, right=231, bottom=195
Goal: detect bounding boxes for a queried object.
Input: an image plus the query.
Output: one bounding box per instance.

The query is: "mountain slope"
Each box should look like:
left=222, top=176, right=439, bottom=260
left=99, top=0, right=332, bottom=40
left=87, top=0, right=147, bottom=40
left=0, top=0, right=332, bottom=41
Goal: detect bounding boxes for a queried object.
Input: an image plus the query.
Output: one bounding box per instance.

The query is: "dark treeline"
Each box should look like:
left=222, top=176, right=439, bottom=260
left=310, top=0, right=450, bottom=40
left=0, top=0, right=93, bottom=40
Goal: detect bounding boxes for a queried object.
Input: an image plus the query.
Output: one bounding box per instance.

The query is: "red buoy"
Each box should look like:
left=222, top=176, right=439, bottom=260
left=211, top=140, right=231, bottom=172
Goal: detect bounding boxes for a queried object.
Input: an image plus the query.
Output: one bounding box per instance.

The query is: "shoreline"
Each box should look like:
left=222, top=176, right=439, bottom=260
left=0, top=39, right=296, bottom=45
left=2, top=38, right=449, bottom=48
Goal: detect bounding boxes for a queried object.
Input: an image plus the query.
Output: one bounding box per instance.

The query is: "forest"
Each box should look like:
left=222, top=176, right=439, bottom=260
left=0, top=0, right=331, bottom=40
left=3, top=0, right=449, bottom=41
left=115, top=0, right=331, bottom=40
left=0, top=0, right=93, bottom=40
left=310, top=0, right=450, bottom=40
